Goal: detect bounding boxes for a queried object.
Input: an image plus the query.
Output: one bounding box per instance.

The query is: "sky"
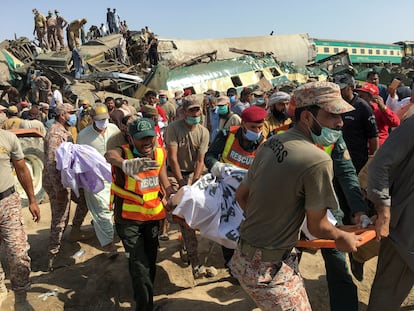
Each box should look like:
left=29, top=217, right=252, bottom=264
left=1, top=0, right=413, bottom=44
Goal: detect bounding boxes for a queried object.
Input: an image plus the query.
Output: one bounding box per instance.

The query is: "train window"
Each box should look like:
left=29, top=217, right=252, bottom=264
left=352, top=48, right=357, bottom=54
left=384, top=50, right=388, bottom=55
left=334, top=48, right=339, bottom=53
left=360, top=49, right=365, bottom=54
left=324, top=47, right=330, bottom=53
left=376, top=50, right=380, bottom=55
left=390, top=51, right=394, bottom=55
left=368, top=49, right=373, bottom=55
left=231, top=76, right=243, bottom=87
left=269, top=67, right=281, bottom=77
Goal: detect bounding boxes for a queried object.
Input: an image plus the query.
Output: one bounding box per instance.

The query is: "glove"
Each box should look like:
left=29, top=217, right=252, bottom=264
left=359, top=214, right=372, bottom=228
left=210, top=162, right=226, bottom=178
left=122, top=157, right=160, bottom=179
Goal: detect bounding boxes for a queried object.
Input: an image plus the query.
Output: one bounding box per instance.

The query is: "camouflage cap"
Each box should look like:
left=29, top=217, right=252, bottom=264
left=293, top=81, right=354, bottom=114
left=55, top=103, right=78, bottom=115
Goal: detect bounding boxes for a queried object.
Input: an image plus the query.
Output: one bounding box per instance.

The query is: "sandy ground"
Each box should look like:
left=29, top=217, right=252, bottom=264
left=0, top=202, right=413, bottom=311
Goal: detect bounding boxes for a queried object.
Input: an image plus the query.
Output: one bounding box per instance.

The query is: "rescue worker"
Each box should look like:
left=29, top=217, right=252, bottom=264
left=32, top=8, right=48, bottom=49
left=164, top=96, right=209, bottom=278
left=43, top=103, right=91, bottom=270
left=204, top=105, right=267, bottom=269
left=2, top=105, right=22, bottom=130
left=67, top=18, right=87, bottom=50
left=105, top=118, right=174, bottom=311
left=46, top=10, right=58, bottom=51
left=0, top=129, right=40, bottom=310
left=55, top=9, right=68, bottom=50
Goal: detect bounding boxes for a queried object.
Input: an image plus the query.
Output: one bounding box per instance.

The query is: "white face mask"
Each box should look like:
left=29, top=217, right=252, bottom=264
left=95, top=119, right=109, bottom=130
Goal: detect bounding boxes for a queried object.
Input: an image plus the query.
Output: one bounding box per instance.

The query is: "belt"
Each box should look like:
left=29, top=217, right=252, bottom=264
left=239, top=239, right=289, bottom=262
left=0, top=186, right=15, bottom=200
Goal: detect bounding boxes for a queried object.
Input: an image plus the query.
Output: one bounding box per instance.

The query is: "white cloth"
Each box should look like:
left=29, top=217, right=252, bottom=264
left=56, top=142, right=112, bottom=197
left=172, top=166, right=246, bottom=249
left=50, top=89, right=63, bottom=108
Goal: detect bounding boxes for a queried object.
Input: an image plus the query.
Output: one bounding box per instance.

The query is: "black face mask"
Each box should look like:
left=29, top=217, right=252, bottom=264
left=272, top=109, right=287, bottom=122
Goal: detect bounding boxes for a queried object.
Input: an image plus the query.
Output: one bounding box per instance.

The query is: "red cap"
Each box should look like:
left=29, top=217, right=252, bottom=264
left=241, top=106, right=267, bottom=123
left=356, top=83, right=379, bottom=97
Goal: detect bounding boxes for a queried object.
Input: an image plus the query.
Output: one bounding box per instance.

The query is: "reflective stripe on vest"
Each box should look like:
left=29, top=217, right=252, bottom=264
left=221, top=126, right=262, bottom=169
left=110, top=145, right=166, bottom=221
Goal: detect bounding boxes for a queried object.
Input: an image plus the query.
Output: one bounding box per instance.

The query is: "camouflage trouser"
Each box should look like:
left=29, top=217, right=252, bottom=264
left=0, top=192, right=31, bottom=293
left=168, top=172, right=201, bottom=268
left=44, top=169, right=88, bottom=255
left=229, top=247, right=312, bottom=311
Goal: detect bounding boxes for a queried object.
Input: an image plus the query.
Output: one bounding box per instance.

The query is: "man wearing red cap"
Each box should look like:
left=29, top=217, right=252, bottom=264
left=356, top=83, right=400, bottom=146
left=205, top=105, right=267, bottom=270
left=231, top=82, right=362, bottom=310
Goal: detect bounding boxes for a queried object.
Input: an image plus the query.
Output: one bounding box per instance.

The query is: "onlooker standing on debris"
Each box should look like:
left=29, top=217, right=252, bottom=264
left=55, top=9, right=68, bottom=51
left=77, top=104, right=124, bottom=257
left=118, top=32, right=129, bottom=65
left=50, top=84, right=63, bottom=116
left=67, top=18, right=87, bottom=50
left=164, top=96, right=210, bottom=278
left=105, top=118, right=173, bottom=311
left=106, top=8, right=115, bottom=34
left=32, top=8, right=48, bottom=49
left=231, top=81, right=361, bottom=310
left=46, top=10, right=58, bottom=51
left=43, top=103, right=90, bottom=270
left=0, top=85, right=21, bottom=105
left=146, top=33, right=159, bottom=67
left=71, top=47, right=84, bottom=79
left=0, top=129, right=40, bottom=310
left=112, top=8, right=120, bottom=34
left=367, top=114, right=414, bottom=310
left=33, top=74, right=52, bottom=104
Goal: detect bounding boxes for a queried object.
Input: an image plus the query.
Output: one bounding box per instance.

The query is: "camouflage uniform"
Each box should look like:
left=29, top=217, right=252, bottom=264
left=43, top=121, right=86, bottom=255
left=230, top=248, right=311, bottom=311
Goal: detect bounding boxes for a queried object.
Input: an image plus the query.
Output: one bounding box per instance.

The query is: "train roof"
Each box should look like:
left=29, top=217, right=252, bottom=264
left=313, top=38, right=400, bottom=47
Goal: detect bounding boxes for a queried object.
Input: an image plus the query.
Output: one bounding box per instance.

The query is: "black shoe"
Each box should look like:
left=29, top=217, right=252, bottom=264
left=350, top=256, right=364, bottom=281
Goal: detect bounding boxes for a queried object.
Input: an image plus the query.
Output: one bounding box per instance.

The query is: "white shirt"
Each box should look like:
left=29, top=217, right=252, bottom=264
left=50, top=89, right=63, bottom=108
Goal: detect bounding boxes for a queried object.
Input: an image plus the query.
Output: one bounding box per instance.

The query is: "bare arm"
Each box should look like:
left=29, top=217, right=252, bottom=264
left=159, top=164, right=174, bottom=199
left=192, top=152, right=205, bottom=183
left=373, top=204, right=390, bottom=241
left=13, top=158, right=40, bottom=222
left=104, top=148, right=123, bottom=168
left=166, top=144, right=185, bottom=188
left=306, top=209, right=361, bottom=252
left=235, top=183, right=250, bottom=212
left=368, top=137, right=379, bottom=155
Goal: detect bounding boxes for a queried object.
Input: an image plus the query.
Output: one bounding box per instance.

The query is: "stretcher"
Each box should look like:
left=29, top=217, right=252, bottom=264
left=297, top=225, right=376, bottom=249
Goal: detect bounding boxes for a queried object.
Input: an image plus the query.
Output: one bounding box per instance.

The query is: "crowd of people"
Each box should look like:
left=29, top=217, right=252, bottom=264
left=0, top=55, right=414, bottom=311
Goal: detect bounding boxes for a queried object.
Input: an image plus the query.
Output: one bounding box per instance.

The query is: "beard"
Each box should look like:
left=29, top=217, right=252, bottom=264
left=272, top=109, right=287, bottom=122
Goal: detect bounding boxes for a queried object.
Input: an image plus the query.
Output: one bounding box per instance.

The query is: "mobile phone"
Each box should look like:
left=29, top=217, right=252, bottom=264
left=390, top=78, right=400, bottom=89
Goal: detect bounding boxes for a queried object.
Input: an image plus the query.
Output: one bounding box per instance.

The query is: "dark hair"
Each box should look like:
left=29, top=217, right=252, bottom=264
left=366, top=71, right=378, bottom=80
left=114, top=97, right=123, bottom=108
left=144, top=90, right=157, bottom=98
left=294, top=105, right=320, bottom=121
left=104, top=96, right=114, bottom=103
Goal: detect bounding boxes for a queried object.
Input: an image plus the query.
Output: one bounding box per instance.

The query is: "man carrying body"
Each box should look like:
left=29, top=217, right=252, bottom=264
left=77, top=104, right=125, bottom=257
left=205, top=105, right=267, bottom=270
left=105, top=118, right=173, bottom=310
left=231, top=81, right=361, bottom=310
left=0, top=129, right=40, bottom=310
left=367, top=113, right=414, bottom=310
left=164, top=96, right=209, bottom=278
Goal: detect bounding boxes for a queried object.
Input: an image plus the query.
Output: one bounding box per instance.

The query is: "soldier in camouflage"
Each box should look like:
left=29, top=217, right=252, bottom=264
left=0, top=129, right=40, bottom=310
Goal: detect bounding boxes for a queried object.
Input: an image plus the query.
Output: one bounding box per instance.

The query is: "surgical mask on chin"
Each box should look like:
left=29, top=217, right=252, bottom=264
left=185, top=116, right=201, bottom=125
left=95, top=119, right=109, bottom=130
left=133, top=146, right=145, bottom=158
left=217, top=105, right=228, bottom=115
left=66, top=114, right=77, bottom=126
left=244, top=128, right=262, bottom=142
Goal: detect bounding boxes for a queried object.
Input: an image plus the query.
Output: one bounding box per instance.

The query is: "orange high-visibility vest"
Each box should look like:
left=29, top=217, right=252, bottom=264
left=110, top=145, right=166, bottom=221
left=221, top=126, right=265, bottom=169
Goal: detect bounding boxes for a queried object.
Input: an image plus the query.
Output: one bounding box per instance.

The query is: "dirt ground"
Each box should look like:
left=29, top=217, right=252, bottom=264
left=1, top=202, right=413, bottom=311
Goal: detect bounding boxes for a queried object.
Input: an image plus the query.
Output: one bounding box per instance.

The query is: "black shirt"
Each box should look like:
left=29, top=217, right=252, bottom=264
left=341, top=94, right=378, bottom=173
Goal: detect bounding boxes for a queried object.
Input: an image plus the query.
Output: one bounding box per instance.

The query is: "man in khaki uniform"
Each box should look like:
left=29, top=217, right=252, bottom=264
left=67, top=18, right=87, bottom=50
left=32, top=9, right=48, bottom=49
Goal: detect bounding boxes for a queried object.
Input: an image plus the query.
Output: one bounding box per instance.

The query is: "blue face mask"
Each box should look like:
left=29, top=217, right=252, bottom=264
left=229, top=95, right=236, bottom=104
left=159, top=97, right=167, bottom=104
left=176, top=99, right=183, bottom=106
left=217, top=105, right=228, bottom=115
left=244, top=128, right=262, bottom=142
left=255, top=98, right=265, bottom=105
left=133, top=146, right=146, bottom=158
left=185, top=116, right=201, bottom=125
left=310, top=116, right=342, bottom=146
left=66, top=114, right=77, bottom=126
